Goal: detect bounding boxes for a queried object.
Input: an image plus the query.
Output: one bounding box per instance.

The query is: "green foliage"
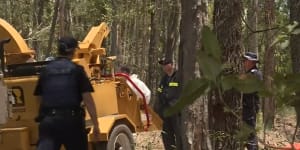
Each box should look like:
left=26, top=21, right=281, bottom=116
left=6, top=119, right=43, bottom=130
left=164, top=24, right=300, bottom=145
left=273, top=73, right=300, bottom=107
left=221, top=75, right=264, bottom=94
left=164, top=78, right=211, bottom=116
left=272, top=21, right=300, bottom=73
left=271, top=73, right=300, bottom=126
left=272, top=21, right=299, bottom=49
left=276, top=0, right=289, bottom=26
left=198, top=52, right=222, bottom=83
left=166, top=22, right=300, bottom=117
left=235, top=122, right=255, bottom=143
left=198, top=26, right=222, bottom=82
left=202, top=26, right=222, bottom=60
left=165, top=26, right=265, bottom=117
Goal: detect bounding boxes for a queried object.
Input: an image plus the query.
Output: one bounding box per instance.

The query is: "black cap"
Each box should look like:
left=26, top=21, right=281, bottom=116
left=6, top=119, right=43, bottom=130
left=158, top=57, right=173, bottom=65
left=58, top=36, right=79, bottom=55
left=243, top=52, right=258, bottom=62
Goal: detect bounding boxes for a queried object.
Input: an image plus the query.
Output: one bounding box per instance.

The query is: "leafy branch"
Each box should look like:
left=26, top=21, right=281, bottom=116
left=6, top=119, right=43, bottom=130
left=164, top=25, right=300, bottom=147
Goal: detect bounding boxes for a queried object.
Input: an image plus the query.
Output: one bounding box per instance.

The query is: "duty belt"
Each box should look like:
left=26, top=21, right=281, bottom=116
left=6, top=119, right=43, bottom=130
left=45, top=108, right=84, bottom=117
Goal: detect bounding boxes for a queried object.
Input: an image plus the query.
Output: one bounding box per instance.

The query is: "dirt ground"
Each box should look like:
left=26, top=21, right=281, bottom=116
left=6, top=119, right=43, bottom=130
left=134, top=131, right=164, bottom=150
left=134, top=109, right=298, bottom=150
left=257, top=109, right=299, bottom=149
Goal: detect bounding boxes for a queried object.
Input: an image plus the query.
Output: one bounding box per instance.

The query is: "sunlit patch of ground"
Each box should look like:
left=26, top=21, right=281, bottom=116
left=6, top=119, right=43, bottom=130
left=134, top=131, right=164, bottom=150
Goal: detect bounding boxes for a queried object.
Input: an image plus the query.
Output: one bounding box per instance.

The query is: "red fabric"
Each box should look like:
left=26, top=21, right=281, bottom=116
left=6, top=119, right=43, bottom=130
left=281, top=143, right=300, bottom=150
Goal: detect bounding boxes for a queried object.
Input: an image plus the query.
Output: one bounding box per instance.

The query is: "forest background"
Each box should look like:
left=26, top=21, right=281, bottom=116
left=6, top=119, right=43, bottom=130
left=2, top=0, right=300, bottom=149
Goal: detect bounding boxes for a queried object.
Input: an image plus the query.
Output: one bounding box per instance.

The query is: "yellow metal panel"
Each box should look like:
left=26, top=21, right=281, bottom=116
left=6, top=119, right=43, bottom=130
left=82, top=23, right=109, bottom=48
left=0, top=127, right=31, bottom=150
left=91, top=81, right=119, bottom=116
left=77, top=22, right=109, bottom=56
left=0, top=18, right=34, bottom=64
left=3, top=77, right=39, bottom=145
left=90, top=48, right=106, bottom=56
left=115, top=78, right=163, bottom=132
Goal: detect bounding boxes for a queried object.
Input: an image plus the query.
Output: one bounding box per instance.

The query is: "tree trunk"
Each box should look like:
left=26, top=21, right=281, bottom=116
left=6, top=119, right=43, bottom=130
left=246, top=0, right=258, bottom=53
left=140, top=0, right=149, bottom=80
left=110, top=0, right=118, bottom=56
left=32, top=0, right=45, bottom=59
left=46, top=0, right=60, bottom=57
left=64, top=0, right=71, bottom=35
left=59, top=0, right=65, bottom=37
left=164, top=0, right=180, bottom=58
left=58, top=0, right=70, bottom=37
left=211, top=0, right=243, bottom=149
left=178, top=0, right=208, bottom=149
left=290, top=0, right=300, bottom=73
left=263, top=0, right=276, bottom=129
left=148, top=0, right=161, bottom=105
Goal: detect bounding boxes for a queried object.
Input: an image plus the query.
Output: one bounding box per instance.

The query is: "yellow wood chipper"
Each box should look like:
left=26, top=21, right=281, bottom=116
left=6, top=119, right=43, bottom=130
left=0, top=18, right=162, bottom=150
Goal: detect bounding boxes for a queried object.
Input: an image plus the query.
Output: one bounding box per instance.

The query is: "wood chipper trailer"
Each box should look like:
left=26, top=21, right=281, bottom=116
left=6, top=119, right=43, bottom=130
left=0, top=18, right=162, bottom=150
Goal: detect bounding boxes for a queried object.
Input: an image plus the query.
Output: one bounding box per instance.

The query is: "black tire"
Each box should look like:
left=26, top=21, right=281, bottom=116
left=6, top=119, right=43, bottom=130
left=107, top=124, right=134, bottom=150
left=91, top=141, right=107, bottom=150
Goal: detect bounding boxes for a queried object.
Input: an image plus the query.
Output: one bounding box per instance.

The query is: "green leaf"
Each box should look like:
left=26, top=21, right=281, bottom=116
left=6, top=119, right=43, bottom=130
left=222, top=74, right=266, bottom=94
left=234, top=75, right=264, bottom=94
left=274, top=73, right=300, bottom=93
left=286, top=21, right=298, bottom=32
left=285, top=73, right=300, bottom=85
left=271, top=34, right=288, bottom=46
left=202, top=26, right=222, bottom=61
left=221, top=75, right=238, bottom=91
left=257, top=88, right=273, bottom=98
left=198, top=53, right=222, bottom=82
left=164, top=78, right=210, bottom=117
left=291, top=28, right=300, bottom=35
left=235, top=122, right=255, bottom=142
left=279, top=40, right=289, bottom=49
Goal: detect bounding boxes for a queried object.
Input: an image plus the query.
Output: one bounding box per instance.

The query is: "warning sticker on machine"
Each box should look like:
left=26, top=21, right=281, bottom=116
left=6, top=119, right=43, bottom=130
left=9, top=86, right=25, bottom=112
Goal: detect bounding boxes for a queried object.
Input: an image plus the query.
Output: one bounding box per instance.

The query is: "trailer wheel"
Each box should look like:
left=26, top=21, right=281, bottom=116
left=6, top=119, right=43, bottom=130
left=107, top=124, right=134, bottom=150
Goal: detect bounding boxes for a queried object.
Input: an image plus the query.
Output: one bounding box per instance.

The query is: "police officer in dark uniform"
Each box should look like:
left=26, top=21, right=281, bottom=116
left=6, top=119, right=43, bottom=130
left=34, top=36, right=100, bottom=150
left=156, top=57, right=183, bottom=150
left=242, top=52, right=262, bottom=150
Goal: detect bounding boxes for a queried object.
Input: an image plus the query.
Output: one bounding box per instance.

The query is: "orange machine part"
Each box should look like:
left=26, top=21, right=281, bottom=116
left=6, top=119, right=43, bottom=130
left=0, top=18, right=35, bottom=65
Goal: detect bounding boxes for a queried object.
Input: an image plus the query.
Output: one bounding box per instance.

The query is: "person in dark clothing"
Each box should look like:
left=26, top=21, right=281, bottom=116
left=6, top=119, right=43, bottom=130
left=34, top=36, right=100, bottom=150
left=156, top=57, right=182, bottom=150
left=242, top=52, right=262, bottom=150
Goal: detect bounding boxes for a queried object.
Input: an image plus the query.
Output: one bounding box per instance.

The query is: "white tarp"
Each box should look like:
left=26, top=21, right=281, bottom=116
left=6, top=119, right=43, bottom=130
left=0, top=77, right=8, bottom=125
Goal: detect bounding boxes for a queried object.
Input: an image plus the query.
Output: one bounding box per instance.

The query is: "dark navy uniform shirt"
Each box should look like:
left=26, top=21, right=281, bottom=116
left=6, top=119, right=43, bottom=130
left=242, top=67, right=262, bottom=118
left=157, top=71, right=181, bottom=107
left=34, top=57, right=94, bottom=108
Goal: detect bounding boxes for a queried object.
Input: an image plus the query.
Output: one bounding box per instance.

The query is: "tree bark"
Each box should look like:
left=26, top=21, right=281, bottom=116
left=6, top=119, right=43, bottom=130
left=211, top=0, right=243, bottom=149
left=290, top=0, right=300, bottom=73
left=59, top=0, right=65, bottom=37
left=148, top=0, right=161, bottom=105
left=246, top=0, right=258, bottom=53
left=178, top=0, right=208, bottom=149
left=32, top=0, right=46, bottom=59
left=164, top=0, right=180, bottom=58
left=110, top=0, right=118, bottom=56
left=46, top=0, right=60, bottom=57
left=58, top=0, right=70, bottom=37
left=263, top=0, right=276, bottom=129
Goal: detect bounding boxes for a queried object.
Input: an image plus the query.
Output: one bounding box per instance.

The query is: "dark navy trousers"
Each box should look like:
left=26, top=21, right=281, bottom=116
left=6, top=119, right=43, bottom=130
left=161, top=114, right=182, bottom=150
left=37, top=115, right=87, bottom=150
